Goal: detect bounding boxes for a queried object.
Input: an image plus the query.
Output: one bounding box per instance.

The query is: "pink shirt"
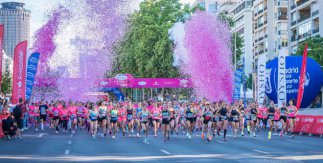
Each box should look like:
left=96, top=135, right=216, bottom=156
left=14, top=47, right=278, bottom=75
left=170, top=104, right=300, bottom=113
left=52, top=107, right=60, bottom=117
left=59, top=109, right=68, bottom=120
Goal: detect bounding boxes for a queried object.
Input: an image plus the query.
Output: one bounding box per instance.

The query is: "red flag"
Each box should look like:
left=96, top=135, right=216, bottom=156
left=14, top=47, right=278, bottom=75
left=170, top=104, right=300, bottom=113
left=12, top=41, right=28, bottom=104
left=296, top=42, right=308, bottom=109
left=0, top=25, right=3, bottom=89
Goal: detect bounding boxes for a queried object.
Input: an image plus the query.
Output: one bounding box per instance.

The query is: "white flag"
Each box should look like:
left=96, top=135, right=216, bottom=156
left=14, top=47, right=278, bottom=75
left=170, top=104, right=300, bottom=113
left=257, top=54, right=267, bottom=106
left=277, top=48, right=288, bottom=107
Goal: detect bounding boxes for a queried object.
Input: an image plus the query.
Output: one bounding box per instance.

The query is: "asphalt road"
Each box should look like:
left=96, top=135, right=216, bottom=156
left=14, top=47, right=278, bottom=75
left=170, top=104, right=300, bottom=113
left=1, top=127, right=323, bottom=163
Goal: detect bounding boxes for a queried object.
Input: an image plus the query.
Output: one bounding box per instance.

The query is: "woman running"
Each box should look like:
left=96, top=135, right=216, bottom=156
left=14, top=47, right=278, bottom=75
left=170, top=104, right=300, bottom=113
left=39, top=100, right=49, bottom=131
left=134, top=102, right=143, bottom=137
left=59, top=104, right=69, bottom=133
left=231, top=104, right=240, bottom=138
left=185, top=103, right=196, bottom=139
left=238, top=100, right=246, bottom=136
left=110, top=105, right=119, bottom=139
left=288, top=100, right=298, bottom=138
left=151, top=102, right=161, bottom=137
left=161, top=103, right=171, bottom=142
left=140, top=103, right=150, bottom=142
left=201, top=102, right=213, bottom=142
left=279, top=102, right=289, bottom=136
left=118, top=103, right=127, bottom=136
left=168, top=102, right=176, bottom=135
left=218, top=102, right=229, bottom=141
left=53, top=104, right=60, bottom=133
left=212, top=102, right=220, bottom=137
left=126, top=102, right=134, bottom=135
left=248, top=102, right=258, bottom=137
left=33, top=102, right=40, bottom=132
left=77, top=102, right=86, bottom=130
left=88, top=104, right=99, bottom=139
left=267, top=101, right=276, bottom=139
left=98, top=101, right=108, bottom=136
left=68, top=102, right=77, bottom=134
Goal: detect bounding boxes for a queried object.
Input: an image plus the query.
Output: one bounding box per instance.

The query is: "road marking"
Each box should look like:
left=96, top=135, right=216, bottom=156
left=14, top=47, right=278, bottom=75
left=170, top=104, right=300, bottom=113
left=160, top=150, right=170, bottom=155
left=38, top=133, right=45, bottom=138
left=216, top=140, right=226, bottom=144
left=143, top=141, right=150, bottom=145
left=64, top=150, right=70, bottom=155
left=253, top=149, right=270, bottom=155
left=287, top=140, right=301, bottom=144
left=68, top=140, right=72, bottom=145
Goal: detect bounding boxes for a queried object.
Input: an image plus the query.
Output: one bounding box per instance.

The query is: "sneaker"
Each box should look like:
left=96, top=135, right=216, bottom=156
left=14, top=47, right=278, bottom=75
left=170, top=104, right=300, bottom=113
left=104, top=133, right=107, bottom=137
left=268, top=134, right=271, bottom=140
left=35, top=128, right=38, bottom=132
left=188, top=134, right=191, bottom=139
left=253, top=132, right=256, bottom=137
left=92, top=135, right=96, bottom=139
left=112, top=136, right=116, bottom=139
left=201, top=133, right=205, bottom=139
left=56, top=131, right=58, bottom=134
left=241, top=132, right=244, bottom=136
left=137, top=133, right=140, bottom=137
left=186, top=133, right=189, bottom=137
left=206, top=138, right=210, bottom=142
left=131, top=129, right=134, bottom=133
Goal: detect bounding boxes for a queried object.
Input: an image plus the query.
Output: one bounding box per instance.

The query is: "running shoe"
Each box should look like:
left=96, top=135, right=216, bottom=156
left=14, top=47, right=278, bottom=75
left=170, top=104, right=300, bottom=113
left=241, top=132, right=244, bottom=136
left=253, top=132, right=256, bottom=137
left=55, top=131, right=58, bottom=134
left=35, top=128, right=38, bottom=132
left=186, top=133, right=189, bottom=137
left=112, top=136, right=116, bottom=139
left=137, top=133, right=140, bottom=137
left=188, top=134, right=192, bottom=139
left=201, top=133, right=205, bottom=139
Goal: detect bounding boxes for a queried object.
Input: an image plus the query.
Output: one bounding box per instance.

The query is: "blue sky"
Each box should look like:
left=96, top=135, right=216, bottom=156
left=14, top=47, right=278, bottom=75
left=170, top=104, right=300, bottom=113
left=0, top=0, right=195, bottom=37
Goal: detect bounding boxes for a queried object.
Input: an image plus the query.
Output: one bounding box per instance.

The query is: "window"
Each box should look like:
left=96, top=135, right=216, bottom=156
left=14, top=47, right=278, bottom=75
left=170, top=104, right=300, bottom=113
left=208, top=3, right=217, bottom=13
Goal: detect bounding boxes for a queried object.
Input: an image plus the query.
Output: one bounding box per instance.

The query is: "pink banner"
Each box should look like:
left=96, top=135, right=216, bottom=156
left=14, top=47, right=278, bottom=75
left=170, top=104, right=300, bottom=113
left=12, top=41, right=28, bottom=104
left=0, top=25, right=3, bottom=88
left=98, top=78, right=192, bottom=88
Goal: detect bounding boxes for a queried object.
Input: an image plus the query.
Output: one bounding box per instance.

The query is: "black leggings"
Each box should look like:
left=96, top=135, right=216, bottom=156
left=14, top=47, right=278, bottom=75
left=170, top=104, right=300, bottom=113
left=61, top=120, right=68, bottom=131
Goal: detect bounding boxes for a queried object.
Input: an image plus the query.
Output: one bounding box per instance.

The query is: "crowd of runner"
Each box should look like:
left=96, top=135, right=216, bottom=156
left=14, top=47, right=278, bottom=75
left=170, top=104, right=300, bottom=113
left=1, top=98, right=298, bottom=142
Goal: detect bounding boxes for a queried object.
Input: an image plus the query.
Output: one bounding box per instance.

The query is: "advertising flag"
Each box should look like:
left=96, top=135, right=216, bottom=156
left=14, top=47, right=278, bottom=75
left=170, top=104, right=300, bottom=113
left=257, top=54, right=267, bottom=106
left=26, top=52, right=40, bottom=101
left=12, top=41, right=28, bottom=104
left=296, top=43, right=308, bottom=109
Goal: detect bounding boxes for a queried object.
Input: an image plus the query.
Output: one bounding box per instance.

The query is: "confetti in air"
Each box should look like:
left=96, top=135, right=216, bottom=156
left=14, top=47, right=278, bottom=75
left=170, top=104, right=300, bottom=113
left=179, top=11, right=234, bottom=102
left=31, top=0, right=139, bottom=101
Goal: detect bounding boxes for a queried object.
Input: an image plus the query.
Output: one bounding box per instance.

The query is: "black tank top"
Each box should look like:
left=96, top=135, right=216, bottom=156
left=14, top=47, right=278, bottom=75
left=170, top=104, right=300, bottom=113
left=231, top=109, right=238, bottom=116
left=220, top=107, right=227, bottom=116
left=251, top=108, right=257, bottom=115
left=269, top=107, right=275, bottom=114
left=127, top=108, right=132, bottom=115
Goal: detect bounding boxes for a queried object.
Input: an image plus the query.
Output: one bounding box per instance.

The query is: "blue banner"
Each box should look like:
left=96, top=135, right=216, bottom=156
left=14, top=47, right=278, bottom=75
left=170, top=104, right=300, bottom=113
left=266, top=56, right=323, bottom=108
left=233, top=68, right=243, bottom=101
left=25, top=52, right=40, bottom=101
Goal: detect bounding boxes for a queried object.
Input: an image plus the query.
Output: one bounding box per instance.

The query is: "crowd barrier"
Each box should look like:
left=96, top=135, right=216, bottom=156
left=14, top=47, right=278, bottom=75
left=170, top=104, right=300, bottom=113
left=295, top=108, right=323, bottom=136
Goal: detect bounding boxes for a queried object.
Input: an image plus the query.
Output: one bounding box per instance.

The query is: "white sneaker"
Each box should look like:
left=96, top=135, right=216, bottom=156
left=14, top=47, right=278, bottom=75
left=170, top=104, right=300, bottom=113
left=112, top=136, right=116, bottom=139
left=188, top=134, right=192, bottom=139
left=35, top=128, right=38, bottom=132
left=55, top=131, right=58, bottom=134
left=253, top=132, right=256, bottom=137
left=131, top=129, right=134, bottom=133
left=186, top=133, right=189, bottom=137
left=137, top=133, right=140, bottom=137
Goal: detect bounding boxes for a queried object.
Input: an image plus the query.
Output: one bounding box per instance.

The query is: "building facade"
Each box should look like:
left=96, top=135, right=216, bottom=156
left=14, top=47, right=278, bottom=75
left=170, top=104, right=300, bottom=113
left=230, top=0, right=253, bottom=75
left=0, top=2, right=31, bottom=58
left=192, top=0, right=220, bottom=14
left=288, top=0, right=323, bottom=54
left=253, top=0, right=288, bottom=62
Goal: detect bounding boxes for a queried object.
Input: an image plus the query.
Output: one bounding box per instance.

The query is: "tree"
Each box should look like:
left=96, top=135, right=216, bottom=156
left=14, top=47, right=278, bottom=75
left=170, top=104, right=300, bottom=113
left=1, top=69, right=12, bottom=94
left=114, top=0, right=192, bottom=78
left=295, top=36, right=323, bottom=66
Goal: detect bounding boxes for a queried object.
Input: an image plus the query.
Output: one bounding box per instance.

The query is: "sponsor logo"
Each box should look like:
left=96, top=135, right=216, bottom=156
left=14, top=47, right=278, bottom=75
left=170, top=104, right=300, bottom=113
left=138, top=81, right=147, bottom=86
left=100, top=81, right=109, bottom=86
left=30, top=57, right=38, bottom=63
left=115, top=74, right=128, bottom=81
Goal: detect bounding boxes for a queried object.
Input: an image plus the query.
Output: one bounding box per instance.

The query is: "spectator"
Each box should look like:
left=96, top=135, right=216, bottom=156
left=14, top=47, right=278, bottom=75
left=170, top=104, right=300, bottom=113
left=2, top=111, right=17, bottom=140
left=12, top=98, right=26, bottom=140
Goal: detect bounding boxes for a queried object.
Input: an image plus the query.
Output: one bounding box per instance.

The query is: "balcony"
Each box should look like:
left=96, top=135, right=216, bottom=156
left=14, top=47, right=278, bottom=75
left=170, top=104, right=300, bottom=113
left=313, top=28, right=319, bottom=34
left=258, top=23, right=264, bottom=28
left=291, top=21, right=297, bottom=26
left=297, top=16, right=311, bottom=24
left=258, top=9, right=264, bottom=15
left=278, top=15, right=287, bottom=20
left=259, top=50, right=265, bottom=55
left=258, top=36, right=264, bottom=42
left=278, top=1, right=288, bottom=6
left=291, top=35, right=297, bottom=42
left=291, top=4, right=296, bottom=10
left=312, top=10, right=319, bottom=17
left=296, top=0, right=309, bottom=6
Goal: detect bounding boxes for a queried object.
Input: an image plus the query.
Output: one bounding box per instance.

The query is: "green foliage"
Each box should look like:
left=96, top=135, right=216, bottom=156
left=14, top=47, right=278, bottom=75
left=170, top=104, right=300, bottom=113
left=1, top=69, right=12, bottom=94
left=294, top=36, right=323, bottom=66
left=114, top=0, right=191, bottom=78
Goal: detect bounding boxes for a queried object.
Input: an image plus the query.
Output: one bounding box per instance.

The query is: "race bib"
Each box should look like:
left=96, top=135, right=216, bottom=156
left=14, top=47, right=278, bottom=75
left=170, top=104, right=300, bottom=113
left=187, top=113, right=193, bottom=118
